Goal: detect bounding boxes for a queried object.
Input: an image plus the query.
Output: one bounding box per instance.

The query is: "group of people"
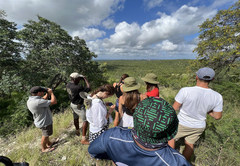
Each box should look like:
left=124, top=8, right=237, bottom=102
left=26, top=67, right=223, bottom=165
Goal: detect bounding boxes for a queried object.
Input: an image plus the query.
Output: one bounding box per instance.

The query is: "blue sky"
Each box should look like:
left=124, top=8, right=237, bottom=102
left=0, top=0, right=238, bottom=60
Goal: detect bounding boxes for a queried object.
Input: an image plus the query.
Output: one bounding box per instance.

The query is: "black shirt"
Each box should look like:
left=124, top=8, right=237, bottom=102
left=66, top=82, right=90, bottom=105
left=114, top=84, right=123, bottom=98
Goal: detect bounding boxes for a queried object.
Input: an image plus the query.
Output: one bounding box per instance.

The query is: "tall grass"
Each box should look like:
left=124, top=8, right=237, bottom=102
left=1, top=60, right=239, bottom=166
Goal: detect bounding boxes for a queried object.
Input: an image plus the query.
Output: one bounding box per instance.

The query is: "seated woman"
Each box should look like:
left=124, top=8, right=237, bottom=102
left=141, top=73, right=159, bottom=97
left=119, top=77, right=147, bottom=127
left=85, top=84, right=115, bottom=144
left=113, top=74, right=129, bottom=127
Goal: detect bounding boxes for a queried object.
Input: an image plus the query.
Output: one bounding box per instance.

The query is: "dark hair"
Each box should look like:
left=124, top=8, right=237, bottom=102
left=90, top=84, right=115, bottom=97
left=146, top=82, right=159, bottom=92
left=198, top=78, right=211, bottom=83
left=118, top=74, right=129, bottom=84
left=124, top=90, right=140, bottom=113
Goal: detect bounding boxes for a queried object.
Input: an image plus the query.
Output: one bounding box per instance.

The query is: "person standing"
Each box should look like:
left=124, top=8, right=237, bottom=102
left=66, top=72, right=91, bottom=145
left=88, top=97, right=191, bottom=166
left=83, top=84, right=115, bottom=144
left=118, top=77, right=147, bottom=127
left=112, top=74, right=129, bottom=127
left=27, top=86, right=57, bottom=153
left=168, top=67, right=223, bottom=161
left=141, top=73, right=159, bottom=97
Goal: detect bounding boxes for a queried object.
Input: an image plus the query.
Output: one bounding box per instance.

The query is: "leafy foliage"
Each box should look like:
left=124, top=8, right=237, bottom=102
left=18, top=15, right=107, bottom=90
left=0, top=11, right=23, bottom=74
left=193, top=1, right=240, bottom=76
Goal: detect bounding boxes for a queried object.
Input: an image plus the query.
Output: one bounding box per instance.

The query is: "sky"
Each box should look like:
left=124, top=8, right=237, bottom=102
left=0, top=0, right=238, bottom=60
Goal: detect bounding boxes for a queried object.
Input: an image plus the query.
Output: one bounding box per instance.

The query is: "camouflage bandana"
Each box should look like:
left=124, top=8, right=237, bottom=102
left=133, top=97, right=179, bottom=144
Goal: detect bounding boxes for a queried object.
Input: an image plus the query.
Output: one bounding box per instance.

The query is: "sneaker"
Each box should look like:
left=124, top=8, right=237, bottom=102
left=81, top=139, right=90, bottom=145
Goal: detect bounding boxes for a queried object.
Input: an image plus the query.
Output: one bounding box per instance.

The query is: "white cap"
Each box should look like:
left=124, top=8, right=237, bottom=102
left=70, top=72, right=82, bottom=78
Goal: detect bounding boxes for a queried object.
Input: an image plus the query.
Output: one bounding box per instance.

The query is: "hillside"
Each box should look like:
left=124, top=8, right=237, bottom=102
left=1, top=59, right=239, bottom=166
left=1, top=87, right=239, bottom=166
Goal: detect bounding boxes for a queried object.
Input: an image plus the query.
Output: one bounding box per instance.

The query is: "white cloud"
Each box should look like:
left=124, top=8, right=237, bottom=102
left=102, top=18, right=117, bottom=29
left=144, top=0, right=164, bottom=10
left=156, top=40, right=178, bottom=51
left=72, top=28, right=106, bottom=41
left=88, top=4, right=218, bottom=59
left=210, top=0, right=237, bottom=8
left=0, top=0, right=125, bottom=31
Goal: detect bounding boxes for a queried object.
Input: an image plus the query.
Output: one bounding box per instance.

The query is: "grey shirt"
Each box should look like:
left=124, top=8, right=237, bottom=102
left=27, top=96, right=52, bottom=128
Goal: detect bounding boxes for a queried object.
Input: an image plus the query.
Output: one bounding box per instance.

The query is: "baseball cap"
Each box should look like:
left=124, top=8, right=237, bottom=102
left=30, top=86, right=48, bottom=93
left=196, top=67, right=215, bottom=80
left=133, top=97, right=178, bottom=144
left=70, top=72, right=83, bottom=78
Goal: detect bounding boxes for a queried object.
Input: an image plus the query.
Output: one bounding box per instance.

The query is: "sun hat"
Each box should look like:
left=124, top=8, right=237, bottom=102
left=133, top=97, right=178, bottom=144
left=30, top=86, right=48, bottom=93
left=141, top=73, right=159, bottom=84
left=122, top=77, right=141, bottom=92
left=196, top=67, right=215, bottom=81
left=70, top=72, right=83, bottom=78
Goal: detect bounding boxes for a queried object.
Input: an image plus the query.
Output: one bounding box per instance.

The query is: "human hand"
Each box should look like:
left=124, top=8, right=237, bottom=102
left=47, top=88, right=53, bottom=94
left=109, top=105, right=116, bottom=113
left=105, top=102, right=113, bottom=106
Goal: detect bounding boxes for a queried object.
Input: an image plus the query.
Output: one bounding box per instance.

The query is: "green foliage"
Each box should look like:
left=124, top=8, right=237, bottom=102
left=18, top=15, right=107, bottom=90
left=0, top=10, right=23, bottom=77
left=193, top=1, right=240, bottom=76
left=0, top=92, right=33, bottom=137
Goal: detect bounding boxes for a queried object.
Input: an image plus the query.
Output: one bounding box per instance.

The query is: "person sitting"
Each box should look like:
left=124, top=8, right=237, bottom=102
left=112, top=74, right=129, bottom=127
left=141, top=73, right=159, bottom=97
left=88, top=97, right=191, bottom=166
left=118, top=77, right=147, bottom=127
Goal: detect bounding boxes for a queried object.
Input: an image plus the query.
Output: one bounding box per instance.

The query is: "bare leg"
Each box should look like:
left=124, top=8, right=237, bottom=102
left=82, top=121, right=88, bottom=136
left=41, top=136, right=54, bottom=152
left=114, top=112, right=120, bottom=127
left=168, top=139, right=175, bottom=149
left=182, top=140, right=194, bottom=161
left=74, top=118, right=80, bottom=136
left=81, top=121, right=89, bottom=145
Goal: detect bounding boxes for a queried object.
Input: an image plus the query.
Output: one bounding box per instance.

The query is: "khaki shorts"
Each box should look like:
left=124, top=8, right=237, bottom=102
left=70, top=103, right=87, bottom=121
left=41, top=124, right=53, bottom=137
left=173, top=124, right=205, bottom=144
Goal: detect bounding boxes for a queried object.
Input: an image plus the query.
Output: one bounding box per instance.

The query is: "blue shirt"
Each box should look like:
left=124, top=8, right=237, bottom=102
left=88, top=127, right=191, bottom=166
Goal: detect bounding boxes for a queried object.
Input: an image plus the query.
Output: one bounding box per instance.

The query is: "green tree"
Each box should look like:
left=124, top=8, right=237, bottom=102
left=19, top=15, right=107, bottom=90
left=193, top=1, right=240, bottom=77
left=0, top=10, right=23, bottom=76
left=0, top=10, right=24, bottom=98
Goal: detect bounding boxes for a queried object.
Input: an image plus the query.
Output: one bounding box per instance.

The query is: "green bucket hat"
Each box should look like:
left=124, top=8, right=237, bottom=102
left=141, top=73, right=159, bottom=84
left=133, top=97, right=178, bottom=144
left=122, top=77, right=141, bottom=92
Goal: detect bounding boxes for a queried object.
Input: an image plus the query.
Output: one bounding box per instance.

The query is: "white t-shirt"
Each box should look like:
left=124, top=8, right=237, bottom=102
left=175, top=86, right=223, bottom=128
left=86, top=96, right=108, bottom=133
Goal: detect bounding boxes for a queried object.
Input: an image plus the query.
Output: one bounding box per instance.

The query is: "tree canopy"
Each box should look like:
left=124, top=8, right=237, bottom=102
left=193, top=0, right=240, bottom=76
left=18, top=15, right=107, bottom=90
left=0, top=10, right=23, bottom=75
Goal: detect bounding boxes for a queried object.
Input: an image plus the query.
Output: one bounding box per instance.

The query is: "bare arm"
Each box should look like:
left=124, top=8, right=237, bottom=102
left=106, top=105, right=115, bottom=119
left=42, top=93, right=49, bottom=100
left=47, top=89, right=57, bottom=105
left=140, top=94, right=148, bottom=101
left=119, top=96, right=124, bottom=118
left=208, top=110, right=222, bottom=120
left=83, top=76, right=91, bottom=91
left=172, top=101, right=182, bottom=111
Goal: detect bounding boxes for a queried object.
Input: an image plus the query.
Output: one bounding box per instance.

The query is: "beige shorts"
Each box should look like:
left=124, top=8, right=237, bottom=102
left=40, top=124, right=53, bottom=137
left=70, top=103, right=87, bottom=121
left=173, top=124, right=205, bottom=144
